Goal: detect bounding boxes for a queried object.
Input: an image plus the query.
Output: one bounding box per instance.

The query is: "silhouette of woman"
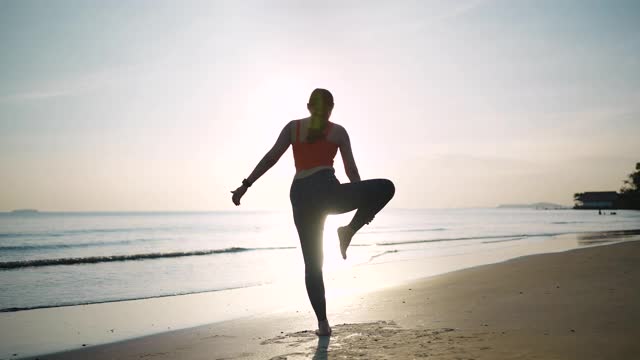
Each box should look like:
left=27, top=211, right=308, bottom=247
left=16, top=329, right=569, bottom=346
left=231, top=88, right=395, bottom=336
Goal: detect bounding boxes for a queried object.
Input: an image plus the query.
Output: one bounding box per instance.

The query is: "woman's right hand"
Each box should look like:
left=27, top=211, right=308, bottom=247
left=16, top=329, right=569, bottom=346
left=231, top=185, right=248, bottom=206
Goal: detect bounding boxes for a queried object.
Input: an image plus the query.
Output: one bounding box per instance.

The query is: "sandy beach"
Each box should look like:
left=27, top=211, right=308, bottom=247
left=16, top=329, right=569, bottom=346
left=20, top=236, right=639, bottom=360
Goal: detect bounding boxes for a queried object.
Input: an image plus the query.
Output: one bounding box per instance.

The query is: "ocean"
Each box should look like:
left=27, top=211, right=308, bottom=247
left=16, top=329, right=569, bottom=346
left=1, top=208, right=639, bottom=312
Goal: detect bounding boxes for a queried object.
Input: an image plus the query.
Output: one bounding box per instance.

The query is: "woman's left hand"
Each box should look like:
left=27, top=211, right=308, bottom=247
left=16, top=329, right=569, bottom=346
left=231, top=185, right=247, bottom=206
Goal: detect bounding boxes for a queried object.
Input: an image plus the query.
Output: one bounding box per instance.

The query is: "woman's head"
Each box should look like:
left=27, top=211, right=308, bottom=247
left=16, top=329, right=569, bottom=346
left=307, top=88, right=334, bottom=120
left=305, top=88, right=334, bottom=143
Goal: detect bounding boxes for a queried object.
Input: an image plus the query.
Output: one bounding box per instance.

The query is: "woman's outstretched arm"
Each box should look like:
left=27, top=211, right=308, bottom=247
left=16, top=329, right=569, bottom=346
left=231, top=121, right=292, bottom=205
left=339, top=127, right=361, bottom=183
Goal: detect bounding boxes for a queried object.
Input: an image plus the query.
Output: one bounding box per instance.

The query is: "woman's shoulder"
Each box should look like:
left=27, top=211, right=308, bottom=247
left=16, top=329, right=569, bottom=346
left=285, top=118, right=305, bottom=133
left=329, top=121, right=347, bottom=137
left=327, top=121, right=347, bottom=145
left=288, top=118, right=308, bottom=143
left=289, top=117, right=309, bottom=127
left=330, top=121, right=345, bottom=131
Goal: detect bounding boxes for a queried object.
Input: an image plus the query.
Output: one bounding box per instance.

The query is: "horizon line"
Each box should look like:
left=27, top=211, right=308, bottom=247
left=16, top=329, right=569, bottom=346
left=1, top=205, right=576, bottom=214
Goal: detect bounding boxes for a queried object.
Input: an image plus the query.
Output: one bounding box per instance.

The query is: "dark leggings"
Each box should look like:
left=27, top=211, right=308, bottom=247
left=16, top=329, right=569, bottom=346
left=289, top=168, right=395, bottom=321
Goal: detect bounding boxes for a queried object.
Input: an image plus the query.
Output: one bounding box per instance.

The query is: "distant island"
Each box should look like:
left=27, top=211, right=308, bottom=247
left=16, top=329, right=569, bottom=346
left=497, top=203, right=568, bottom=210
left=10, top=209, right=39, bottom=214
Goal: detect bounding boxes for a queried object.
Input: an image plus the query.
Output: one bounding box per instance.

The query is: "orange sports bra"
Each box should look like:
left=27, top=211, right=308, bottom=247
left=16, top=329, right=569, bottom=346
left=292, top=119, right=339, bottom=172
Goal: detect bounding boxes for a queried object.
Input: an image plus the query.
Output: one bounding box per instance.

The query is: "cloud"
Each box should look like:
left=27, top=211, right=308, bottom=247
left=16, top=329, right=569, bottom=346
left=348, top=0, right=494, bottom=40
left=428, top=153, right=540, bottom=173
left=0, top=89, right=76, bottom=102
left=434, top=0, right=492, bottom=22
left=0, top=65, right=136, bottom=103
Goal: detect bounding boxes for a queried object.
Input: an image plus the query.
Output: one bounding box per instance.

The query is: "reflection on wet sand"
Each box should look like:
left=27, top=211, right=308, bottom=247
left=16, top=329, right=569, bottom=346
left=576, top=229, right=640, bottom=246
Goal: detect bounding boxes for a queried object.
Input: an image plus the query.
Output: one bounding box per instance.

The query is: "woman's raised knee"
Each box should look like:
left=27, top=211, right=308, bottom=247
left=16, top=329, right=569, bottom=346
left=382, top=179, right=395, bottom=199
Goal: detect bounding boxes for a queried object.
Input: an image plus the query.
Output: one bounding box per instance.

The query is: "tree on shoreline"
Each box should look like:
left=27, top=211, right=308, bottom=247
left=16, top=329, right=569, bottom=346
left=618, top=162, right=640, bottom=209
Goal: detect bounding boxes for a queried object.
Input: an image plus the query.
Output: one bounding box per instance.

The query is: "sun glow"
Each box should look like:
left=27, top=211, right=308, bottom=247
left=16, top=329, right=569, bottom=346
left=322, top=213, right=354, bottom=271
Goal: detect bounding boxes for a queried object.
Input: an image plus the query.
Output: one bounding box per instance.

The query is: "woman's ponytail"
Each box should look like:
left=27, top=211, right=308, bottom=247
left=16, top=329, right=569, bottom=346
left=306, top=88, right=334, bottom=143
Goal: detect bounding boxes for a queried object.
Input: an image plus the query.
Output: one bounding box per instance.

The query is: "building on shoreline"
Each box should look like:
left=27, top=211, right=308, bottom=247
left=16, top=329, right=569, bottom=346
left=573, top=191, right=619, bottom=209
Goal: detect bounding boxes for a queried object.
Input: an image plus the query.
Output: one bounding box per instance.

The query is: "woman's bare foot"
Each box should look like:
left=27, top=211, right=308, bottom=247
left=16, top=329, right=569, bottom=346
left=338, top=226, right=356, bottom=260
left=315, top=319, right=332, bottom=336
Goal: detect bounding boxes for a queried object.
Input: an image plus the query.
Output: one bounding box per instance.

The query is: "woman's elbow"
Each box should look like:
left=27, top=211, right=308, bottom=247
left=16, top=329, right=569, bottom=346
left=268, top=150, right=287, bottom=166
left=346, top=167, right=360, bottom=179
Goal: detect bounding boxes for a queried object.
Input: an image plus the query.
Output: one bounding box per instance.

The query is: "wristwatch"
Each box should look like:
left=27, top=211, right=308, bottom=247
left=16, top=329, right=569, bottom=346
left=242, top=178, right=253, bottom=188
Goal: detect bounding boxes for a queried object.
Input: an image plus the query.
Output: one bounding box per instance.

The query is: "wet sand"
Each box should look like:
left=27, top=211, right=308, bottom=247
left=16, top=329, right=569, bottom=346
left=30, top=237, right=640, bottom=359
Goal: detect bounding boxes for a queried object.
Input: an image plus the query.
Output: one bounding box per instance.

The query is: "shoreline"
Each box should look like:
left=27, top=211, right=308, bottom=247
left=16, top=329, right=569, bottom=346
left=3, top=228, right=640, bottom=314
left=2, top=230, right=640, bottom=359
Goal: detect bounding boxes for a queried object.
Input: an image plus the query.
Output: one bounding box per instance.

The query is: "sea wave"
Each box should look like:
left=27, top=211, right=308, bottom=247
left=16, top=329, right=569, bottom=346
left=363, top=227, right=446, bottom=234
left=368, top=250, right=399, bottom=261
left=0, top=246, right=296, bottom=270
left=0, top=238, right=163, bottom=252
left=0, top=284, right=260, bottom=313
left=0, top=226, right=178, bottom=239
left=481, top=237, right=526, bottom=244
left=375, top=233, right=560, bottom=246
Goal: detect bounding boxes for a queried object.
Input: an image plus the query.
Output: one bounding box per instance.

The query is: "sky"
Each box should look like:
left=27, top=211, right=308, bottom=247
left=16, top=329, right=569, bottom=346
left=1, top=0, right=639, bottom=211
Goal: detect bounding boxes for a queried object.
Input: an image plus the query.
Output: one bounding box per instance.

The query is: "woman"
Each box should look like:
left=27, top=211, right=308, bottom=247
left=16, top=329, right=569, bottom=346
left=230, top=88, right=395, bottom=336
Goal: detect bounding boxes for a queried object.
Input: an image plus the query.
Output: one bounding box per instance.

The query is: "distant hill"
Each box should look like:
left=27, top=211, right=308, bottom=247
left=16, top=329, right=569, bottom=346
left=10, top=209, right=39, bottom=214
left=497, top=202, right=568, bottom=209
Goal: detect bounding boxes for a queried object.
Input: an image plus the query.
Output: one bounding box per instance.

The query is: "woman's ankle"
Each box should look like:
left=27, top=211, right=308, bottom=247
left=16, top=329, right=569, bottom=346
left=343, top=224, right=356, bottom=235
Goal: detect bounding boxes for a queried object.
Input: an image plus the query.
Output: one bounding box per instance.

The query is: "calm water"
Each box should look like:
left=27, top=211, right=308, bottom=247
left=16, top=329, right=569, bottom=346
left=1, top=208, right=639, bottom=311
